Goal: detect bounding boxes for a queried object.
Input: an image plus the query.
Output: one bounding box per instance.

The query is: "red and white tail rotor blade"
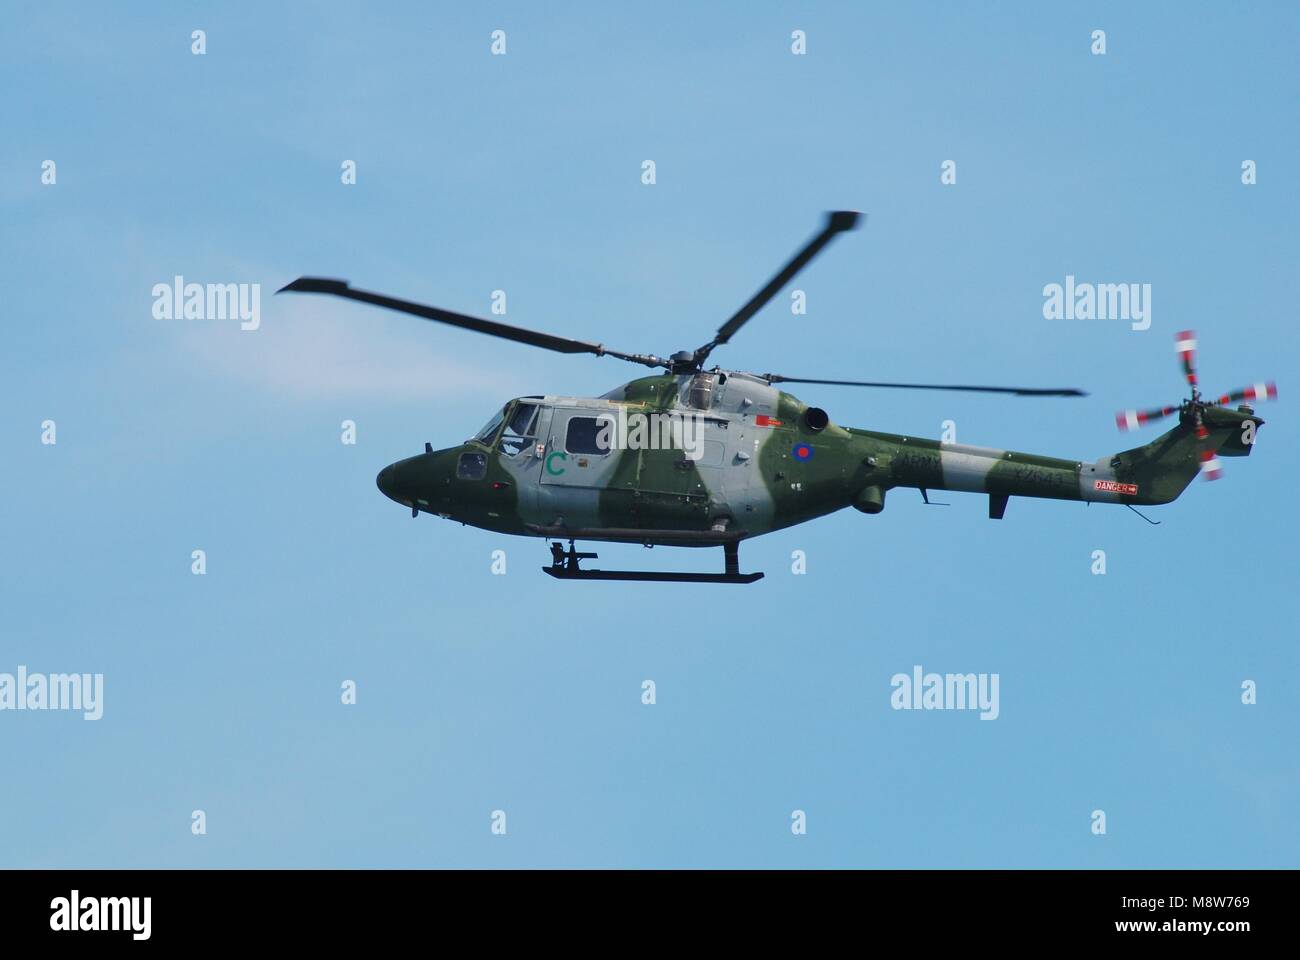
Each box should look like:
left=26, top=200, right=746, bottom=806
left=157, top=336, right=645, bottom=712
left=1198, top=446, right=1223, bottom=481
left=1115, top=405, right=1178, bottom=432
left=1193, top=423, right=1223, bottom=481
left=1214, top=381, right=1277, bottom=406
left=1175, top=329, right=1199, bottom=392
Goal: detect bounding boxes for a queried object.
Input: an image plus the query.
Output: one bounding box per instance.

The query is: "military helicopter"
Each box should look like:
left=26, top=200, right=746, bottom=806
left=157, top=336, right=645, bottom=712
left=278, top=212, right=1275, bottom=583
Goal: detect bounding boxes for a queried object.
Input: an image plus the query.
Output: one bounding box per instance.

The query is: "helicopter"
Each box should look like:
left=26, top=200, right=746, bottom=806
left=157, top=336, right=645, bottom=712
left=278, top=211, right=1275, bottom=584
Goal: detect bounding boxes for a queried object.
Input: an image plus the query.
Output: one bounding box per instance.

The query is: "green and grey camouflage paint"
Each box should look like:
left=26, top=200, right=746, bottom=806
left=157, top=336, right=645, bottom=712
left=376, top=372, right=1265, bottom=543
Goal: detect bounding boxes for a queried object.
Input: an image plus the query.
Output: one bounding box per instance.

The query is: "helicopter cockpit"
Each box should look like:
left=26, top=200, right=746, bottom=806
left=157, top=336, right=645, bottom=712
left=468, top=398, right=544, bottom=457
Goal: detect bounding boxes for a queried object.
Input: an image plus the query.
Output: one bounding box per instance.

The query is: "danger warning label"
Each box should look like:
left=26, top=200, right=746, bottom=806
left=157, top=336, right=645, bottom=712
left=1095, top=480, right=1138, bottom=495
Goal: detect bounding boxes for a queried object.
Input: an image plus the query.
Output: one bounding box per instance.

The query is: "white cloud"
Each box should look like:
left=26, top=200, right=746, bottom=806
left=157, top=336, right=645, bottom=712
left=172, top=287, right=530, bottom=403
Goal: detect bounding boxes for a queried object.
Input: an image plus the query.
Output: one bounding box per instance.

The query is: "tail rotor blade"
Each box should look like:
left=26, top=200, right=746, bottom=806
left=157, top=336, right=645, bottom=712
left=1194, top=422, right=1223, bottom=481
left=1115, top=405, right=1178, bottom=432
left=1215, top=381, right=1278, bottom=406
left=1198, top=446, right=1223, bottom=481
left=1176, top=330, right=1199, bottom=394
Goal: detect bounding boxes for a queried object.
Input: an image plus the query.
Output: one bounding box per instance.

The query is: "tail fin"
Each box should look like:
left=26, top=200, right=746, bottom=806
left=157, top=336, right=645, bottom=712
left=1112, top=407, right=1264, bottom=504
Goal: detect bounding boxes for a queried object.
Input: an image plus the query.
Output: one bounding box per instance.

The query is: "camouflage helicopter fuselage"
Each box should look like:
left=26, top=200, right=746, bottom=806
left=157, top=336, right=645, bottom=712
left=282, top=212, right=1272, bottom=581
left=376, top=370, right=1264, bottom=543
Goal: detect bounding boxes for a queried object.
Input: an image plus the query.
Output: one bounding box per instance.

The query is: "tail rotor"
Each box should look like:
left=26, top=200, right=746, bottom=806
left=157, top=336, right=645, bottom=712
left=1115, top=330, right=1277, bottom=482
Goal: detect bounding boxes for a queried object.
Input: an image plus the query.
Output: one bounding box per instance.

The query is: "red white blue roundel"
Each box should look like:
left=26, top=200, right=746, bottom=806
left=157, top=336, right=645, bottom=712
left=792, top=442, right=814, bottom=462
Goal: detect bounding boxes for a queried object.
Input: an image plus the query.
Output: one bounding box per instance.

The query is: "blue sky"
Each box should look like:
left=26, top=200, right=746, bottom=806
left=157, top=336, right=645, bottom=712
left=2, top=1, right=1297, bottom=867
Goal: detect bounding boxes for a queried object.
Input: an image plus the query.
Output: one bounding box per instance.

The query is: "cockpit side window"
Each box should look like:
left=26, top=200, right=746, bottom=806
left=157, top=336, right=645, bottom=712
left=457, top=452, right=487, bottom=480
left=507, top=403, right=538, bottom=437
left=500, top=402, right=540, bottom=456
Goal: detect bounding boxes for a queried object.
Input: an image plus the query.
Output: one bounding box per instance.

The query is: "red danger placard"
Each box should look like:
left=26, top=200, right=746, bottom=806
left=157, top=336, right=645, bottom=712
left=1095, top=480, right=1138, bottom=495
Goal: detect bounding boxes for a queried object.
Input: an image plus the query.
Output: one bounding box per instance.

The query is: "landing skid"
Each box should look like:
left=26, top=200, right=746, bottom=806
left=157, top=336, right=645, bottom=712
left=543, top=540, right=764, bottom=584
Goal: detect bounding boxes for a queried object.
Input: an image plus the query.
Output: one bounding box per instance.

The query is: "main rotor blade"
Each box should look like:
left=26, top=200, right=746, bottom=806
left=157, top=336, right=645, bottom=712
left=695, top=210, right=862, bottom=365
left=762, top=374, right=1086, bottom=397
left=276, top=277, right=668, bottom=369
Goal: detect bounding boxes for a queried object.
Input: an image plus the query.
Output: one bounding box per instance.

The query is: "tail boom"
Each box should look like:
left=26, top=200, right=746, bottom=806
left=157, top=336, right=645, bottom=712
left=850, top=409, right=1263, bottom=510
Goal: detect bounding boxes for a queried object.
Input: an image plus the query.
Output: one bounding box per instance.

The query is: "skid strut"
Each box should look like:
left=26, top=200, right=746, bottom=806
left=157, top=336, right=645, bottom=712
left=543, top=539, right=763, bottom=584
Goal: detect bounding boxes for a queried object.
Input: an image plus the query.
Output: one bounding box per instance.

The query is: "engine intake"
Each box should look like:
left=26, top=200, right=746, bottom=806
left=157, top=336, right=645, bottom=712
left=803, top=407, right=829, bottom=433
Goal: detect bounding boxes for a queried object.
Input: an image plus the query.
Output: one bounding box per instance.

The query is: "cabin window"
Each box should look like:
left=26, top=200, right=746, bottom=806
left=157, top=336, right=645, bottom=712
left=565, top=416, right=612, bottom=455
left=456, top=452, right=487, bottom=480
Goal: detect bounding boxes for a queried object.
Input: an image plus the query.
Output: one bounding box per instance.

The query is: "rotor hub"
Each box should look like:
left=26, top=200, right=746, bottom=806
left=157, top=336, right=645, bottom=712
left=668, top=350, right=699, bottom=374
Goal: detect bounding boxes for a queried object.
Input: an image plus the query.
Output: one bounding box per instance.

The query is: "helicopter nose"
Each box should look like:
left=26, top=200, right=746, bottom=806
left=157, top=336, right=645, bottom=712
left=376, top=463, right=402, bottom=503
